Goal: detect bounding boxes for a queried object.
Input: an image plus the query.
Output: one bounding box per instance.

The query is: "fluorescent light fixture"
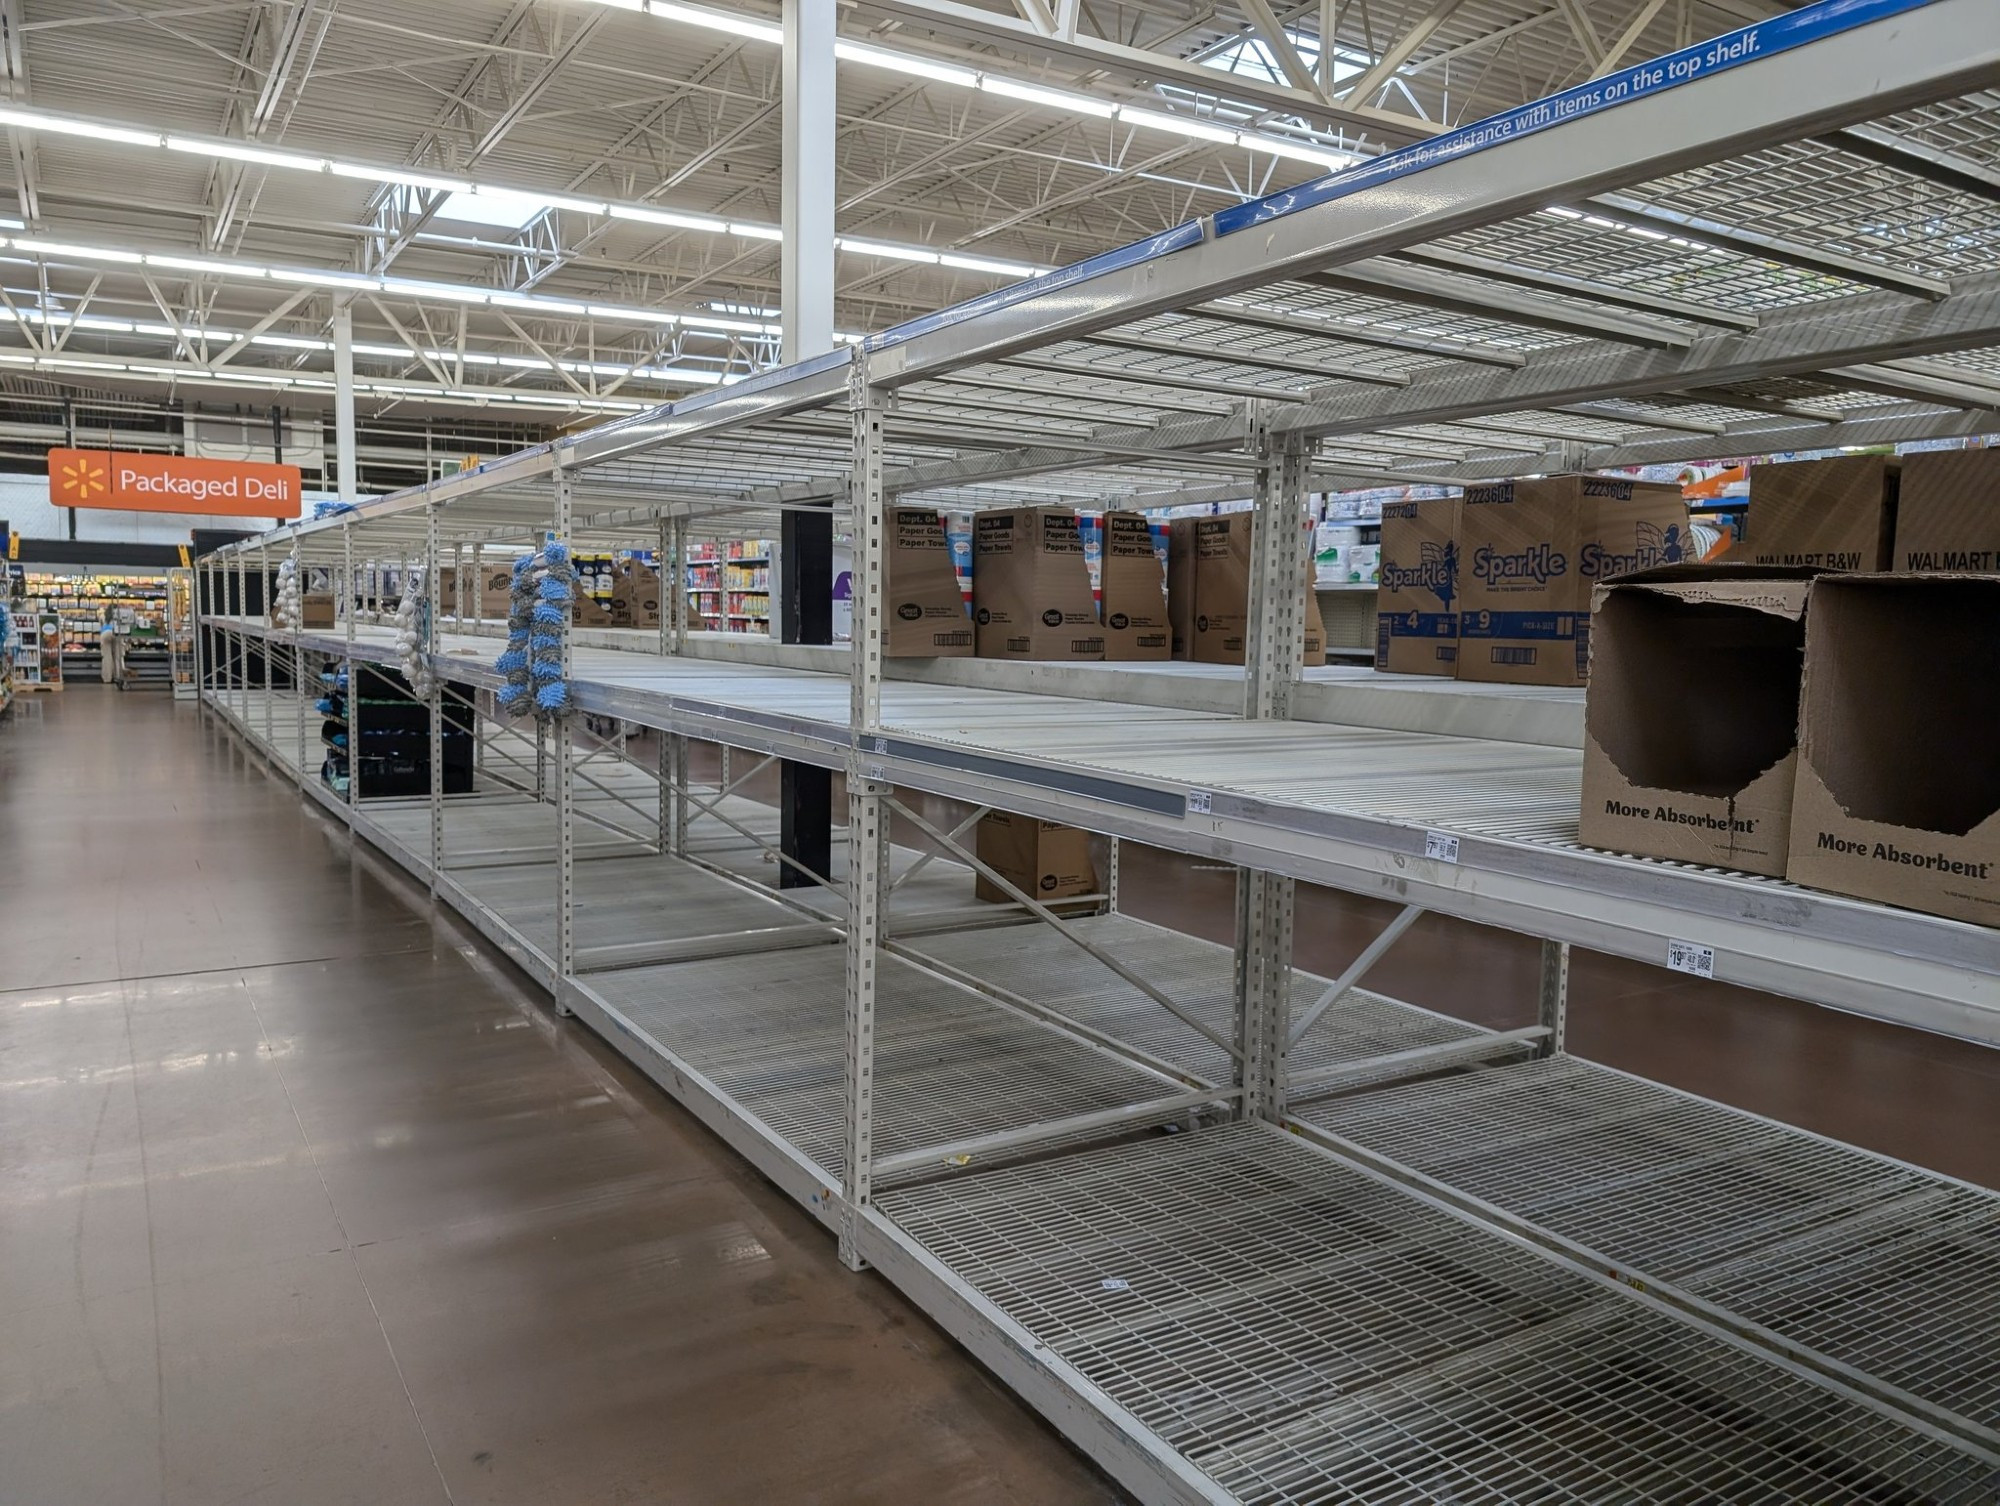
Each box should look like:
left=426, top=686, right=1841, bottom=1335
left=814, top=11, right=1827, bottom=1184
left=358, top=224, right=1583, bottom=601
left=0, top=108, right=161, bottom=147
left=711, top=300, right=780, bottom=318
left=609, top=204, right=728, bottom=233
left=532, top=192, right=611, bottom=216
left=1250, top=137, right=1352, bottom=170
left=587, top=303, right=678, bottom=325
left=1117, top=107, right=1239, bottom=146
left=330, top=162, right=473, bottom=195
left=639, top=365, right=726, bottom=385
left=729, top=222, right=784, bottom=241
left=0, top=216, right=23, bottom=230
left=939, top=251, right=1042, bottom=277
left=979, top=76, right=1114, bottom=117
left=168, top=136, right=327, bottom=172
left=382, top=277, right=489, bottom=304
left=647, top=2, right=782, bottom=43
left=266, top=266, right=381, bottom=291
left=9, top=236, right=143, bottom=263
left=252, top=334, right=333, bottom=350
left=146, top=252, right=262, bottom=276
left=678, top=312, right=776, bottom=334
left=492, top=291, right=588, bottom=315
left=838, top=237, right=939, bottom=264
left=835, top=40, right=976, bottom=86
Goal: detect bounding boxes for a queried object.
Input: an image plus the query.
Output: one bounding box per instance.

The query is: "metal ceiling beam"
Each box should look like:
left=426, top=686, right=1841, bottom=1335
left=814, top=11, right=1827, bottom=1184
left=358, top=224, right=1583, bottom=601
left=1310, top=263, right=1695, bottom=347
left=1580, top=193, right=1955, bottom=300
left=0, top=0, right=38, bottom=225
left=1335, top=0, right=1475, bottom=105
left=855, top=0, right=1440, bottom=140
left=865, top=0, right=2000, bottom=388
left=1396, top=243, right=1758, bottom=331
left=1827, top=124, right=2000, bottom=204
left=1825, top=360, right=2000, bottom=412
left=1238, top=0, right=1327, bottom=96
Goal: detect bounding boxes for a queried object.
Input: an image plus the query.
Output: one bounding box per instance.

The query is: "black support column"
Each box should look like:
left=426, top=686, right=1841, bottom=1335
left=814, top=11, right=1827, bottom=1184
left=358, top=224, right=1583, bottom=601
left=778, top=501, right=834, bottom=889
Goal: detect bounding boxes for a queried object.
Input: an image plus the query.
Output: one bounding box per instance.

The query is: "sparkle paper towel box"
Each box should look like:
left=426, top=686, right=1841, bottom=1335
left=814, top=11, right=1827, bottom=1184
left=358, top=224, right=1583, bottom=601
left=1457, top=474, right=1689, bottom=686
left=1785, top=574, right=2000, bottom=927
left=1578, top=564, right=1819, bottom=878
left=973, top=507, right=1104, bottom=660
left=1375, top=496, right=1462, bottom=676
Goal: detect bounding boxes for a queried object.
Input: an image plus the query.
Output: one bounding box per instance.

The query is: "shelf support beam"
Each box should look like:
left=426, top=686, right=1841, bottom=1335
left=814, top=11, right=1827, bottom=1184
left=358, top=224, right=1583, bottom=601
left=1538, top=939, right=1571, bottom=1058
left=427, top=502, right=443, bottom=894
left=553, top=466, right=576, bottom=1014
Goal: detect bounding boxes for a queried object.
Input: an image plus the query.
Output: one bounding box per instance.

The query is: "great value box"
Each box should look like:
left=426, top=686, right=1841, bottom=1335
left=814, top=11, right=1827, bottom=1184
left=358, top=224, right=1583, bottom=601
left=1896, top=448, right=1999, bottom=574
left=886, top=506, right=973, bottom=656
left=974, top=812, right=1098, bottom=903
left=1744, top=453, right=1897, bottom=571
left=1457, top=475, right=1689, bottom=686
left=1785, top=574, right=1999, bottom=927
left=1097, top=511, right=1170, bottom=661
left=1374, top=496, right=1461, bottom=676
left=1578, top=564, right=1819, bottom=877
left=973, top=507, right=1103, bottom=660
left=1167, top=514, right=1325, bottom=664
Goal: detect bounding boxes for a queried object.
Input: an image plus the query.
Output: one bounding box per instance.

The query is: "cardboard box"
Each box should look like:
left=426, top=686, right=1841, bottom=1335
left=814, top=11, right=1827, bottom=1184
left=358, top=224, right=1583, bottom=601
left=1784, top=574, right=2000, bottom=926
left=613, top=560, right=662, bottom=629
left=886, top=506, right=974, bottom=656
left=1745, top=454, right=1897, bottom=571
left=973, top=811, right=1098, bottom=903
left=1578, top=564, right=1819, bottom=877
left=1896, top=448, right=1999, bottom=574
left=973, top=507, right=1103, bottom=660
left=1457, top=474, right=1689, bottom=686
left=1374, top=496, right=1461, bottom=676
left=1098, top=511, right=1170, bottom=661
left=301, top=594, right=335, bottom=629
left=1168, top=513, right=1325, bottom=665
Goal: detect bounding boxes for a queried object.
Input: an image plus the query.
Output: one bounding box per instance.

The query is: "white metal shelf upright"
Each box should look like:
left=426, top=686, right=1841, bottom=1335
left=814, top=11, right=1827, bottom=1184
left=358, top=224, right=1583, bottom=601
left=192, top=3, right=2000, bottom=1498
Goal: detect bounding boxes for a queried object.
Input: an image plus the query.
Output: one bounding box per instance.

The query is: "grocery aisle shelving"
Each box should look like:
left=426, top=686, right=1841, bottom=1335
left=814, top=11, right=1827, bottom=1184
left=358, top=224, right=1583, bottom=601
left=195, top=7, right=2000, bottom=1500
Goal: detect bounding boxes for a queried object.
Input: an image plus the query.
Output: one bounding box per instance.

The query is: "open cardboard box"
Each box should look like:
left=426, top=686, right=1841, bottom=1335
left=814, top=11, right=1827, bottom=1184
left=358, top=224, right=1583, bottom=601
left=1578, top=564, right=1819, bottom=877
left=1785, top=575, right=2000, bottom=927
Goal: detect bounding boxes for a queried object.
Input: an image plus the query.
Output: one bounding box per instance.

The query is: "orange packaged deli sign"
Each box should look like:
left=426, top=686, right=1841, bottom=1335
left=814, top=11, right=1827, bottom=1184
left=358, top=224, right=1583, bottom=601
left=49, top=448, right=302, bottom=518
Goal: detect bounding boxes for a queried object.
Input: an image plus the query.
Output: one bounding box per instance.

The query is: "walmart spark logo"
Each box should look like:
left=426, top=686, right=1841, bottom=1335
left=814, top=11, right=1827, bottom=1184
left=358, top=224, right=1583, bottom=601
left=58, top=453, right=108, bottom=502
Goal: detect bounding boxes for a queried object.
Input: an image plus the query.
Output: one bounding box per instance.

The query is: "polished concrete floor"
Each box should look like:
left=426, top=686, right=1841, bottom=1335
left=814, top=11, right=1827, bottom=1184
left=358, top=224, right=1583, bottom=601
left=0, top=689, right=1120, bottom=1506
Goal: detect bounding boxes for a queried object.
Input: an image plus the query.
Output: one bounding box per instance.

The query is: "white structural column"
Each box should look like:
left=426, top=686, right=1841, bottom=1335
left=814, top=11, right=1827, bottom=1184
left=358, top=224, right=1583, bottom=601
left=290, top=536, right=306, bottom=790
left=840, top=362, right=889, bottom=1271
left=780, top=0, right=835, bottom=365
left=1234, top=405, right=1308, bottom=1121
left=552, top=468, right=576, bottom=1014
left=331, top=299, right=359, bottom=502
left=342, top=520, right=358, bottom=819
left=427, top=503, right=443, bottom=892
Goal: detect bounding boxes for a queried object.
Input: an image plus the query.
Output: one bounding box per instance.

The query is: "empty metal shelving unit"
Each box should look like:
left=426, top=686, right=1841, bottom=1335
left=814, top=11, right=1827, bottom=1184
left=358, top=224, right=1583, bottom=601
left=196, top=4, right=2000, bottom=1498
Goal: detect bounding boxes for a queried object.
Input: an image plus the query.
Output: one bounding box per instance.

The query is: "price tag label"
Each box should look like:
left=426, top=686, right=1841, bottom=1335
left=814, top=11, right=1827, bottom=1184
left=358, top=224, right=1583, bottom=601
left=1185, top=790, right=1213, bottom=816
left=867, top=763, right=885, bottom=781
left=873, top=737, right=888, bottom=754
left=1666, top=939, right=1715, bottom=979
left=1424, top=831, right=1461, bottom=864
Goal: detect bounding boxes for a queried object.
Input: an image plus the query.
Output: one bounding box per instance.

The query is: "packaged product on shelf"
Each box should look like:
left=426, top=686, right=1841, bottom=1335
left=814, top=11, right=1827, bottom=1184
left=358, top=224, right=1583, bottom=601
left=1743, top=453, right=1897, bottom=571
left=301, top=594, right=336, bottom=628
left=1784, top=574, right=2000, bottom=927
left=973, top=507, right=1102, bottom=660
left=1167, top=514, right=1325, bottom=665
left=1456, top=474, right=1688, bottom=686
left=1895, top=448, right=1999, bottom=573
left=973, top=811, right=1097, bottom=903
left=1097, top=511, right=1170, bottom=661
left=1375, top=496, right=1461, bottom=676
left=613, top=559, right=663, bottom=628
left=1578, top=564, right=1819, bottom=878
left=886, top=506, right=973, bottom=656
